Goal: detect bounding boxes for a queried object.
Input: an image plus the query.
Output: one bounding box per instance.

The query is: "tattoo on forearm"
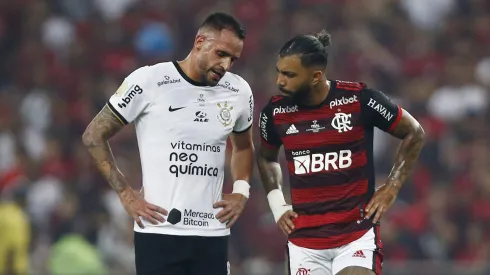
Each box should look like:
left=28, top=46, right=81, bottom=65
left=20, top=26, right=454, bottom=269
left=388, top=114, right=425, bottom=190
left=257, top=145, right=283, bottom=194
left=82, top=105, right=129, bottom=193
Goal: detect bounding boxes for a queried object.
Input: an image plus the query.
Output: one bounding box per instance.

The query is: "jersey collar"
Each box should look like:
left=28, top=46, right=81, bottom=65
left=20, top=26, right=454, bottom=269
left=173, top=61, right=208, bottom=87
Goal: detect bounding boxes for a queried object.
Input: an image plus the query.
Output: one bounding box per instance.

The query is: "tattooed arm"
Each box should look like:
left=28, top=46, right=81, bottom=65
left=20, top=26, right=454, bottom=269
left=359, top=87, right=425, bottom=223
left=82, top=105, right=167, bottom=228
left=257, top=144, right=283, bottom=194
left=365, top=109, right=425, bottom=223
left=256, top=101, right=297, bottom=234
left=385, top=110, right=425, bottom=191
left=257, top=143, right=298, bottom=235
left=82, top=105, right=128, bottom=193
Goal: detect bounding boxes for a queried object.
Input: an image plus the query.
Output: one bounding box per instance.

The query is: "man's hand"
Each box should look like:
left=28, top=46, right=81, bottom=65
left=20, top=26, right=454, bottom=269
left=365, top=184, right=399, bottom=224
left=119, top=188, right=168, bottom=229
left=278, top=210, right=298, bottom=235
left=213, top=193, right=247, bottom=228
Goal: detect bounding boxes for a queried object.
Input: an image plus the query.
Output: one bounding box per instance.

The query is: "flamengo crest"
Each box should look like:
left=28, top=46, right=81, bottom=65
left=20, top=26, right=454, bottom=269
left=331, top=113, right=352, bottom=133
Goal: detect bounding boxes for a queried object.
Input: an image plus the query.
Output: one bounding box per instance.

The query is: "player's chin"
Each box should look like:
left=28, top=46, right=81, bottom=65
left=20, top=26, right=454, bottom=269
left=207, top=71, right=223, bottom=85
left=280, top=89, right=294, bottom=97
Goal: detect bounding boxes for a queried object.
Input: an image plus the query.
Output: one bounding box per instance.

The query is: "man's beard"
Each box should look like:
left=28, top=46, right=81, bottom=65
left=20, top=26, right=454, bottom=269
left=202, top=68, right=225, bottom=86
left=279, top=84, right=311, bottom=102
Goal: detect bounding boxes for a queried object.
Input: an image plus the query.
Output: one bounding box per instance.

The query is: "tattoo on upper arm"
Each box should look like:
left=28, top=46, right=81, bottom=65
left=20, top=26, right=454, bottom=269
left=82, top=105, right=128, bottom=193
left=83, top=106, right=125, bottom=146
left=389, top=109, right=425, bottom=140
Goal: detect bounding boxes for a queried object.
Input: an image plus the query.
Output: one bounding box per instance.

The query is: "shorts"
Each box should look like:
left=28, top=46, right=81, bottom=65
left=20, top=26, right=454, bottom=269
left=134, top=232, right=229, bottom=275
left=287, top=226, right=382, bottom=275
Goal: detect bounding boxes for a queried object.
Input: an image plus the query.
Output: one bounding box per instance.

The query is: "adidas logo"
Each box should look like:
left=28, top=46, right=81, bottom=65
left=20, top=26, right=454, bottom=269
left=352, top=250, right=366, bottom=258
left=286, top=124, right=299, bottom=135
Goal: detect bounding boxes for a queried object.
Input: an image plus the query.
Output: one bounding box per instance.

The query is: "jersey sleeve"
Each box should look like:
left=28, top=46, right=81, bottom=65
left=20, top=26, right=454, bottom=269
left=233, top=81, right=254, bottom=133
left=258, top=101, right=282, bottom=147
left=360, top=87, right=403, bottom=132
left=107, top=66, right=153, bottom=124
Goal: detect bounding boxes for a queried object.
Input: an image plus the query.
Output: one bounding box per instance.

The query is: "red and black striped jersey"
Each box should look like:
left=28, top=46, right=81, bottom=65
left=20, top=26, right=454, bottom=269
left=259, top=80, right=402, bottom=249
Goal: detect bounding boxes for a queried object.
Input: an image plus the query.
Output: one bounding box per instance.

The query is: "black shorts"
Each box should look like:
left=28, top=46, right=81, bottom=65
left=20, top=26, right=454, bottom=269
left=134, top=232, right=229, bottom=275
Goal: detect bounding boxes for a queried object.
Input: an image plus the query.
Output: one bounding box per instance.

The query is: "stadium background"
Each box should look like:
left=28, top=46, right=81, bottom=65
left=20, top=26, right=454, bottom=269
left=0, top=0, right=489, bottom=274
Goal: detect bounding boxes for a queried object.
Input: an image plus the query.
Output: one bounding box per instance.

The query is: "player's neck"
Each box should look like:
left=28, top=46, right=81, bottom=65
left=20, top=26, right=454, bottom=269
left=302, top=80, right=331, bottom=106
left=177, top=55, right=203, bottom=84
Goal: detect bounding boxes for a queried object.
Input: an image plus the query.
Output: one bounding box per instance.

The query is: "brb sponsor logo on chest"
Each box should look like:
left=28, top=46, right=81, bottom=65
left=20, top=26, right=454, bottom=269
left=289, top=95, right=358, bottom=174
left=292, top=150, right=352, bottom=175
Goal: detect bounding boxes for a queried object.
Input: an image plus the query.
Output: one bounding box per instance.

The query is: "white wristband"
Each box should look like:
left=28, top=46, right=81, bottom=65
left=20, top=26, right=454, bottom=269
left=232, top=180, right=250, bottom=199
left=267, top=189, right=292, bottom=223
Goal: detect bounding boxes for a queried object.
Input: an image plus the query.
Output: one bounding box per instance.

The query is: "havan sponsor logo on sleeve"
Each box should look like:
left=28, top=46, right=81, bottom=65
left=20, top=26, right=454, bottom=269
left=367, top=98, right=394, bottom=121
left=259, top=112, right=268, bottom=140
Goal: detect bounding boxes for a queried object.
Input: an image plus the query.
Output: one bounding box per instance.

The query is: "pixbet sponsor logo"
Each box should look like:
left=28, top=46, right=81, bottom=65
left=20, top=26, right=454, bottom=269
left=293, top=150, right=352, bottom=175
left=168, top=141, right=220, bottom=177
left=118, top=85, right=143, bottom=108
left=273, top=105, right=298, bottom=116
left=329, top=95, right=358, bottom=109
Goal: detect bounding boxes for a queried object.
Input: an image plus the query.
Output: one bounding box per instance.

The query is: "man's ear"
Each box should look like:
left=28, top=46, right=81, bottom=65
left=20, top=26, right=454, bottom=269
left=311, top=70, right=324, bottom=86
left=195, top=35, right=205, bottom=51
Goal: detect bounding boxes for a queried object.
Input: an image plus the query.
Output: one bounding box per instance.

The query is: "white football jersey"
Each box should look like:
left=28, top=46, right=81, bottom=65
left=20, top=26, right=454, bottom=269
left=107, top=61, right=254, bottom=237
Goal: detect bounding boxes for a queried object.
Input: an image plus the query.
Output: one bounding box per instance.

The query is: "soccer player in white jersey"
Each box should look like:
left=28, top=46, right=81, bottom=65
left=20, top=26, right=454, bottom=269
left=82, top=13, right=254, bottom=275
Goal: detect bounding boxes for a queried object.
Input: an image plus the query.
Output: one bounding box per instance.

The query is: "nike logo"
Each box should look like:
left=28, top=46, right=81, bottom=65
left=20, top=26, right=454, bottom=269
left=169, top=106, right=186, bottom=112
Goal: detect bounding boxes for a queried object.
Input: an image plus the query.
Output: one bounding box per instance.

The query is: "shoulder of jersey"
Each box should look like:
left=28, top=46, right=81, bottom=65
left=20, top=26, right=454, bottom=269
left=142, top=62, right=182, bottom=87
left=334, top=80, right=367, bottom=93
left=266, top=94, right=294, bottom=107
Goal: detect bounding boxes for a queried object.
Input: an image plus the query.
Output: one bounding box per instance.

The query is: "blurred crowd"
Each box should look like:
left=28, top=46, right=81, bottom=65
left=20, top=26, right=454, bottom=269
left=0, top=0, right=489, bottom=274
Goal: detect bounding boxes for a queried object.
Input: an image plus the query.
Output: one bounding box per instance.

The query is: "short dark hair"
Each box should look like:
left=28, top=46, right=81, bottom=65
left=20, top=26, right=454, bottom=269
left=279, top=30, right=331, bottom=68
left=200, top=12, right=246, bottom=40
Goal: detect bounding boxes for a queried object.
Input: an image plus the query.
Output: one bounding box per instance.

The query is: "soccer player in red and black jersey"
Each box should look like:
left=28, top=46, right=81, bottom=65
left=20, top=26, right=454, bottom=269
left=256, top=30, right=425, bottom=275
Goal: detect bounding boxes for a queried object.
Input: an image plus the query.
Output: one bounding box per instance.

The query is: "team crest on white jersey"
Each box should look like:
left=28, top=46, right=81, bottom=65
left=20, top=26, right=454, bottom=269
left=217, top=102, right=233, bottom=126
left=331, top=113, right=352, bottom=133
